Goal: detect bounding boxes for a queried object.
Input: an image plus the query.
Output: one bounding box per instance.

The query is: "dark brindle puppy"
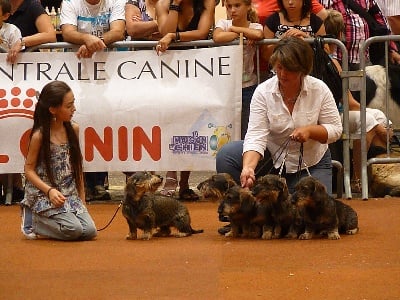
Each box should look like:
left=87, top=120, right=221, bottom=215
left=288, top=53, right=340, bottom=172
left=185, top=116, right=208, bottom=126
left=197, top=173, right=238, bottom=222
left=252, top=174, right=301, bottom=239
left=293, top=176, right=359, bottom=240
left=220, top=185, right=260, bottom=238
left=197, top=173, right=237, bottom=202
left=122, top=171, right=203, bottom=240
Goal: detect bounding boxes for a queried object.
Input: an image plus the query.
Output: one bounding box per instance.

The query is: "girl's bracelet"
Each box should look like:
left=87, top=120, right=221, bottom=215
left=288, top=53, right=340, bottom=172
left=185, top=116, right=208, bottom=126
left=47, top=187, right=55, bottom=198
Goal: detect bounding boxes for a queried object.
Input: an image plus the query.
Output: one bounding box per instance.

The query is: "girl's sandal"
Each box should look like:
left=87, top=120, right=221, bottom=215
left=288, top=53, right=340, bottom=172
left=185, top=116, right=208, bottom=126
left=159, top=177, right=178, bottom=197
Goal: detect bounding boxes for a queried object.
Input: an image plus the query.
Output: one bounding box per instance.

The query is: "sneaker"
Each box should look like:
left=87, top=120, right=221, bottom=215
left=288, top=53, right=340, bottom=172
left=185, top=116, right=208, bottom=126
left=20, top=205, right=37, bottom=240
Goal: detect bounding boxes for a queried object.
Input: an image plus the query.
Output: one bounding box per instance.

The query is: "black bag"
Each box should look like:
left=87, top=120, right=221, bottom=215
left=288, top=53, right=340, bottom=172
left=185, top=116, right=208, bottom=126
left=344, top=0, right=390, bottom=65
left=311, top=36, right=343, bottom=104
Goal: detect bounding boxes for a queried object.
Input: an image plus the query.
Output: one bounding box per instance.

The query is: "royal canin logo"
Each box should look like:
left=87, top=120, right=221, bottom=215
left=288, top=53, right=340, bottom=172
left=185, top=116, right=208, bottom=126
left=0, top=87, right=36, bottom=120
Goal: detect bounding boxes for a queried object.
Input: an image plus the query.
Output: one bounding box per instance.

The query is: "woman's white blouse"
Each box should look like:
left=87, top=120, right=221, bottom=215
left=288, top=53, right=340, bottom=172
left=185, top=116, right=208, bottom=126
left=243, top=75, right=342, bottom=173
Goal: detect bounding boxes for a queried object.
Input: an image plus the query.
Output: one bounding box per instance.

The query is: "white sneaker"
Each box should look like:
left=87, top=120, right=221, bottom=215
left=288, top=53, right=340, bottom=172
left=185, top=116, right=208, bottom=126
left=20, top=205, right=37, bottom=240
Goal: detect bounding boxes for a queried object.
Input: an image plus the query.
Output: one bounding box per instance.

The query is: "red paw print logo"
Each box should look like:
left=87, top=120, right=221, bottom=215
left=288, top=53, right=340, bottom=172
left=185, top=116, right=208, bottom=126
left=0, top=86, right=36, bottom=119
left=0, top=86, right=36, bottom=164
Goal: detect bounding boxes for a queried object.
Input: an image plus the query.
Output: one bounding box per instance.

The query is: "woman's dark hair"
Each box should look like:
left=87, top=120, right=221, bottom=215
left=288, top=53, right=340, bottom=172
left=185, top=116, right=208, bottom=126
left=277, top=0, right=312, bottom=21
left=269, top=36, right=314, bottom=75
left=31, top=80, right=83, bottom=192
left=193, top=0, right=205, bottom=16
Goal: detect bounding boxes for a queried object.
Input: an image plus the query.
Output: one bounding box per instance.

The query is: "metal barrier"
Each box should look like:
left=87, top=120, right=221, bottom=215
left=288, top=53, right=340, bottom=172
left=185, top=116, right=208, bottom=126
left=359, top=34, right=400, bottom=200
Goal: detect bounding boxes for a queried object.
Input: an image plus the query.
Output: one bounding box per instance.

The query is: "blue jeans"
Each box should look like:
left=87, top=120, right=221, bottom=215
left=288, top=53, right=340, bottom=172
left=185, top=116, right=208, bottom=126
left=216, top=140, right=333, bottom=195
left=33, top=211, right=97, bottom=241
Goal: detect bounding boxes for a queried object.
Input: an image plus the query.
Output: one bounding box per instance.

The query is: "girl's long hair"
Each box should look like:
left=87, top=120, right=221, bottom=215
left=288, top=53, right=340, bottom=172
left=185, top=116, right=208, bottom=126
left=31, top=81, right=83, bottom=192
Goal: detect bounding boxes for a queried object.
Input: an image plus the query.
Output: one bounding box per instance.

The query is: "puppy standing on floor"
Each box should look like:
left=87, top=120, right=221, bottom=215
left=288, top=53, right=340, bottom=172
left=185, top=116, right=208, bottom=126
left=252, top=174, right=302, bottom=240
left=122, top=172, right=203, bottom=240
left=219, top=185, right=260, bottom=238
left=293, top=176, right=359, bottom=240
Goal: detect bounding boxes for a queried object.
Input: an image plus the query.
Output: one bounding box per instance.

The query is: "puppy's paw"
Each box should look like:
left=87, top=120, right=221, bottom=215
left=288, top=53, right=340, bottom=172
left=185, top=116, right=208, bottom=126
left=261, top=230, right=273, bottom=240
left=327, top=230, right=341, bottom=240
left=141, top=231, right=152, bottom=240
left=299, top=232, right=313, bottom=240
left=285, top=231, right=298, bottom=239
left=225, top=230, right=236, bottom=237
left=346, top=227, right=359, bottom=235
left=126, top=233, right=137, bottom=240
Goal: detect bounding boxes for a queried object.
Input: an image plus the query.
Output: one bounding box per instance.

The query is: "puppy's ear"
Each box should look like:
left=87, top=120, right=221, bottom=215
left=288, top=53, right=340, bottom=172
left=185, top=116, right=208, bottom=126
left=312, top=179, right=327, bottom=201
left=240, top=190, right=255, bottom=214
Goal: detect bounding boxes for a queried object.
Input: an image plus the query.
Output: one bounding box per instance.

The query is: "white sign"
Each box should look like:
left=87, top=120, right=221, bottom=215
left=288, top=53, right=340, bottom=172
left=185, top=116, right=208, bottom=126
left=0, top=45, right=243, bottom=172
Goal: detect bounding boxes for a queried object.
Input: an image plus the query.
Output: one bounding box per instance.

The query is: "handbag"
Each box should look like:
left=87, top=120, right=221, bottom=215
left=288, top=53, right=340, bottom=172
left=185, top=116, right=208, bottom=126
left=311, top=36, right=343, bottom=104
left=344, top=0, right=390, bottom=64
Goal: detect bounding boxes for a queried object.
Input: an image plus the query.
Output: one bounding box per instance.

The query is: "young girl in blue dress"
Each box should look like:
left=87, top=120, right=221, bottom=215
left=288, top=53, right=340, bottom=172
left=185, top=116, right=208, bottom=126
left=21, top=81, right=97, bottom=240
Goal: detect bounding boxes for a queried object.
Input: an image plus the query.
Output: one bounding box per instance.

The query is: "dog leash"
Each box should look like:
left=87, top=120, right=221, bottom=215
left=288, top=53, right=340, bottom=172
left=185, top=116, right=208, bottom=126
left=96, top=200, right=123, bottom=231
left=255, top=137, right=292, bottom=177
left=297, top=143, right=311, bottom=177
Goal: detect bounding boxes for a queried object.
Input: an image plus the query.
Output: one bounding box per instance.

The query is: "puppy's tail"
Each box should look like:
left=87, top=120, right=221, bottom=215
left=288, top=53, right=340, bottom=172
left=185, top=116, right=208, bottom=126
left=191, top=227, right=204, bottom=234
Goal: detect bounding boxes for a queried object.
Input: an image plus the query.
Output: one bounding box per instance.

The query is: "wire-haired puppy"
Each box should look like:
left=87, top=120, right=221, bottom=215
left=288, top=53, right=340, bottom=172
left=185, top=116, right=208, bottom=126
left=252, top=174, right=301, bottom=239
left=197, top=173, right=238, bottom=222
left=122, top=171, right=203, bottom=240
left=197, top=173, right=237, bottom=202
left=293, top=176, right=359, bottom=240
left=219, top=185, right=260, bottom=238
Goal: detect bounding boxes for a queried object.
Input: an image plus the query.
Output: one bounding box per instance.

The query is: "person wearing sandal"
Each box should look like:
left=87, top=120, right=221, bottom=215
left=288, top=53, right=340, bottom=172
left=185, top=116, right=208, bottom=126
left=160, top=171, right=199, bottom=201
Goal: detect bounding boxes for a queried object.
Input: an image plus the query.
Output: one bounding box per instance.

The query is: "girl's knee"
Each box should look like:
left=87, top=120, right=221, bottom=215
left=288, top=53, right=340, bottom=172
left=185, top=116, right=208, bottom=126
left=59, top=222, right=84, bottom=240
left=82, top=224, right=97, bottom=240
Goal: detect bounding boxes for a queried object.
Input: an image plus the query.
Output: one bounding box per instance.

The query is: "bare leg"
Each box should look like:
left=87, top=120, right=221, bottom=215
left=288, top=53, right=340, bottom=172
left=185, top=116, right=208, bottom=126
left=160, top=171, right=178, bottom=197
left=178, top=171, right=191, bottom=190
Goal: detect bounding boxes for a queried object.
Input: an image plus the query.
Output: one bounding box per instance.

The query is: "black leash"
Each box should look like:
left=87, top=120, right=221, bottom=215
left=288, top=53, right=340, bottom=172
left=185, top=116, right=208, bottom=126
left=96, top=200, right=123, bottom=232
left=255, top=137, right=292, bottom=177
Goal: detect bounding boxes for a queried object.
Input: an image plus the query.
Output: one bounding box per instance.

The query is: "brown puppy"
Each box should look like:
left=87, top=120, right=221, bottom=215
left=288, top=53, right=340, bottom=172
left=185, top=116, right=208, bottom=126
left=197, top=173, right=237, bottom=202
left=252, top=174, right=301, bottom=239
left=122, top=171, right=203, bottom=240
left=293, top=176, right=359, bottom=240
left=219, top=185, right=260, bottom=238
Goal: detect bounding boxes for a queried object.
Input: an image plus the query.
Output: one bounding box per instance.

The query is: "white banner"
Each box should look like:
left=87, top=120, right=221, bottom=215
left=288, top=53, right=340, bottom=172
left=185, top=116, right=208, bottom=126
left=0, top=45, right=243, bottom=172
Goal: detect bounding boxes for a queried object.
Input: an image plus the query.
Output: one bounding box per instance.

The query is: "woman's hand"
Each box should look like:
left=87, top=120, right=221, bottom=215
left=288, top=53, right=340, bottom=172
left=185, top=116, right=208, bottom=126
left=290, top=127, right=311, bottom=143
left=283, top=28, right=308, bottom=39
left=6, top=39, right=24, bottom=64
left=240, top=166, right=256, bottom=188
left=48, top=188, right=66, bottom=207
left=156, top=33, right=174, bottom=55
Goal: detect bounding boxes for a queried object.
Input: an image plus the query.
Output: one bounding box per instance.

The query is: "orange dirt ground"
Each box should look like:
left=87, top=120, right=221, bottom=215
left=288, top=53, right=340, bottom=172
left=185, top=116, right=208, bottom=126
left=1, top=195, right=400, bottom=300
